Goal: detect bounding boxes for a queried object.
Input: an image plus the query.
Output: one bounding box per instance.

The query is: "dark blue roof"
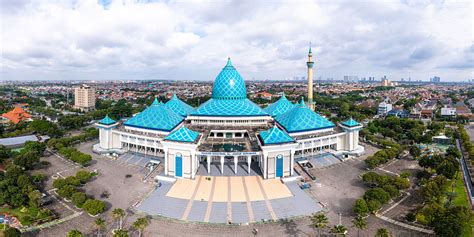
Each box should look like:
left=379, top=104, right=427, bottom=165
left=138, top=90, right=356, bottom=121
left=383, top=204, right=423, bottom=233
left=275, top=99, right=335, bottom=133
left=163, top=94, right=194, bottom=116
left=124, top=101, right=183, bottom=132
left=259, top=126, right=294, bottom=145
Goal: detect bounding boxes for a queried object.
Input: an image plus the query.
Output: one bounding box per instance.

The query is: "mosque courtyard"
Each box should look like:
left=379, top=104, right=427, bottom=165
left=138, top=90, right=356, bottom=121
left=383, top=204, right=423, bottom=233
left=136, top=172, right=322, bottom=224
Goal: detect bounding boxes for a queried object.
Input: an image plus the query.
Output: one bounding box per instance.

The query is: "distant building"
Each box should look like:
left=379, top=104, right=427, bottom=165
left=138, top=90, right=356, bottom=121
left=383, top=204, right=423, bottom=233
left=440, top=106, right=456, bottom=117
left=74, top=85, right=96, bottom=111
left=1, top=107, right=32, bottom=124
left=430, top=76, right=441, bottom=83
left=387, top=109, right=408, bottom=118
left=378, top=102, right=393, bottom=115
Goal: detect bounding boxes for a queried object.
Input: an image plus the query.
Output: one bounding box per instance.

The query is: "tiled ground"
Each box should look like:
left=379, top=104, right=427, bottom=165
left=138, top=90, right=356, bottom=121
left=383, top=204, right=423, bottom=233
left=137, top=178, right=322, bottom=224
left=116, top=152, right=163, bottom=168
left=308, top=153, right=342, bottom=168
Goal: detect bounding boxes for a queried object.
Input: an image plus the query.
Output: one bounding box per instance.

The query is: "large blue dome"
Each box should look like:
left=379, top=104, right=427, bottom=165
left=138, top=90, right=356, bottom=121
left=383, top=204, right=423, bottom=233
left=212, top=58, right=247, bottom=100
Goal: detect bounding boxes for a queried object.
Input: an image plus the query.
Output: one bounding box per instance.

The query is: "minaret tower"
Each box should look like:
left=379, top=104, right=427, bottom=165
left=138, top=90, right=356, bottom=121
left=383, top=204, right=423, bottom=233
left=307, top=45, right=315, bottom=110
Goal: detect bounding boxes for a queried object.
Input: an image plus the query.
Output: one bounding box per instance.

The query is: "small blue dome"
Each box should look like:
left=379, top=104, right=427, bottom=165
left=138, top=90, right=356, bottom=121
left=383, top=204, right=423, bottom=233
left=212, top=58, right=247, bottom=100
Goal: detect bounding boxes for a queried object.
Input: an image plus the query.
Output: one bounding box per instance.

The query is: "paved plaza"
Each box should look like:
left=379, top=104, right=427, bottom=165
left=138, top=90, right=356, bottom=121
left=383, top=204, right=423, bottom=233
left=136, top=175, right=322, bottom=224
left=307, top=153, right=342, bottom=168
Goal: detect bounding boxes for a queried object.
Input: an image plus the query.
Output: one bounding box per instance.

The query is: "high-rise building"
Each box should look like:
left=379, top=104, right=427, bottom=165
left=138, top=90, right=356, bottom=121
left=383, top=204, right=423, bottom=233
left=430, top=76, right=441, bottom=83
left=74, top=84, right=96, bottom=111
left=307, top=46, right=314, bottom=111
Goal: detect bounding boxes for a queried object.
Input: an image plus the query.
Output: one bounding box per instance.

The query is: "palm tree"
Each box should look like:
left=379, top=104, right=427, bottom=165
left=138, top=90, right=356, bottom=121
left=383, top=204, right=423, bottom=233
left=113, top=229, right=129, bottom=237
left=352, top=215, right=367, bottom=237
left=375, top=228, right=392, bottom=237
left=112, top=208, right=126, bottom=230
left=94, top=218, right=106, bottom=237
left=331, top=224, right=347, bottom=236
left=310, top=212, right=329, bottom=236
left=132, top=217, right=150, bottom=237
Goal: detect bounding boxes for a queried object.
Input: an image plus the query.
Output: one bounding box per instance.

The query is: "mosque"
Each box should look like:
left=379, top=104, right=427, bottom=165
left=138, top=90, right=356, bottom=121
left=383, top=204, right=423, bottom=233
left=95, top=48, right=364, bottom=180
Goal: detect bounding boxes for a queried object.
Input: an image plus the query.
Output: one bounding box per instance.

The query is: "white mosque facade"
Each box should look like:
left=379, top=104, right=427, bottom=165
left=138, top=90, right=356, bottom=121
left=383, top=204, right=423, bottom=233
left=95, top=49, right=364, bottom=180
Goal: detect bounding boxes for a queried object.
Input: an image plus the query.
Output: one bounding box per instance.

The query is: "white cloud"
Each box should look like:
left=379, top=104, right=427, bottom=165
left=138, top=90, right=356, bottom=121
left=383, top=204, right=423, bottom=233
left=0, top=0, right=472, bottom=81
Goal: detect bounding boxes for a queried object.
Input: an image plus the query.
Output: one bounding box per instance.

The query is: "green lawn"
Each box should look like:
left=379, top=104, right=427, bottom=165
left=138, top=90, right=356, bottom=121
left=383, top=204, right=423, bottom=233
left=452, top=172, right=474, bottom=237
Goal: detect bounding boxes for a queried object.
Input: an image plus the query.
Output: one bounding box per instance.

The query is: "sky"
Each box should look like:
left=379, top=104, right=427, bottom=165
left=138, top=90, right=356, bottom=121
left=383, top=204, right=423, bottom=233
left=0, top=0, right=473, bottom=82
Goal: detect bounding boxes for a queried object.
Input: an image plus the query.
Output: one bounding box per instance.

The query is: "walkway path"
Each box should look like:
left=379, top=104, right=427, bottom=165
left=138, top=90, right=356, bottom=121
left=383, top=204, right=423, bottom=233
left=255, top=176, right=277, bottom=220
left=181, top=176, right=204, bottom=221
left=375, top=214, right=434, bottom=234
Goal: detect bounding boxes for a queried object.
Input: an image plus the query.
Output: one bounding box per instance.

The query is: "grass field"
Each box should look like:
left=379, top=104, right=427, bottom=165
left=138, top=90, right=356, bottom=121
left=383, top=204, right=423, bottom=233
left=452, top=172, right=473, bottom=237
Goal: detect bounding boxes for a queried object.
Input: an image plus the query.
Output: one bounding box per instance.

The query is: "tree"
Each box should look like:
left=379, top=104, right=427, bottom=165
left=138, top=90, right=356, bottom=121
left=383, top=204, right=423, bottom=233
left=364, top=188, right=391, bottom=204
left=409, top=145, right=421, bottom=158
left=330, top=225, right=347, bottom=236
left=375, top=228, right=392, bottom=237
left=432, top=206, right=471, bottom=237
left=311, top=212, right=329, bottom=236
left=76, top=170, right=93, bottom=184
left=367, top=200, right=382, bottom=213
left=112, top=208, right=126, bottom=229
left=71, top=192, right=87, bottom=208
left=353, top=199, right=368, bottom=216
left=132, top=217, right=149, bottom=237
left=352, top=215, right=367, bottom=237
left=67, top=229, right=84, bottom=237
left=82, top=199, right=106, bottom=216
left=95, top=218, right=106, bottom=237
left=113, top=229, right=129, bottom=237
left=4, top=227, right=21, bottom=237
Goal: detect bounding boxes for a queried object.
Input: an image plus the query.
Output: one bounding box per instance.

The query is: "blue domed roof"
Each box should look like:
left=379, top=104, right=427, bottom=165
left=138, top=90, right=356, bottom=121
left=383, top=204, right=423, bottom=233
left=275, top=99, right=335, bottom=133
left=163, top=94, right=194, bottom=116
left=264, top=94, right=296, bottom=117
left=212, top=58, right=247, bottom=100
left=124, top=100, right=184, bottom=132
left=259, top=126, right=295, bottom=145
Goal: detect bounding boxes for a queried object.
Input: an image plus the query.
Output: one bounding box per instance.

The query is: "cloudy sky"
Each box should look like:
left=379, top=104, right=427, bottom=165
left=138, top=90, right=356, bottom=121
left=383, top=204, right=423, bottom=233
left=1, top=0, right=472, bottom=82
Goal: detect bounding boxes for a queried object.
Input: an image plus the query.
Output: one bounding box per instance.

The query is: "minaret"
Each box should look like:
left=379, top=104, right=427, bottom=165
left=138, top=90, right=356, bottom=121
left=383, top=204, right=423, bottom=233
left=307, top=46, right=315, bottom=110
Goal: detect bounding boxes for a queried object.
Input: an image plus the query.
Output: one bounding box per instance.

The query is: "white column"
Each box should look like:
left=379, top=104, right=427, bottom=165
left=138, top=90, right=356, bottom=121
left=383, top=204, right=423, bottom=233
left=234, top=156, right=237, bottom=174
left=164, top=150, right=168, bottom=175
left=290, top=150, right=295, bottom=176
left=207, top=156, right=211, bottom=174
left=247, top=155, right=251, bottom=174
left=263, top=154, right=267, bottom=179
left=191, top=154, right=195, bottom=179
left=220, top=156, right=224, bottom=174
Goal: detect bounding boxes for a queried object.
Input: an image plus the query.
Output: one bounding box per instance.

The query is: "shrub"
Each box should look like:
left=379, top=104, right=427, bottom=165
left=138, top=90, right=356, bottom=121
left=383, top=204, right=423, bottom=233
left=57, top=185, right=76, bottom=199
left=71, top=192, right=87, bottom=208
left=82, top=199, right=106, bottom=215
left=75, top=170, right=93, bottom=184
left=405, top=212, right=416, bottom=222
left=367, top=200, right=382, bottom=213
left=67, top=229, right=84, bottom=237
left=382, top=184, right=400, bottom=198
left=364, top=188, right=391, bottom=204
left=353, top=199, right=369, bottom=216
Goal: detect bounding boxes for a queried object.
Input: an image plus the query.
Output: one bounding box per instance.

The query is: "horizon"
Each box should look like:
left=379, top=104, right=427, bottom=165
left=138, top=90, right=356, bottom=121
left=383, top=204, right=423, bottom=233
left=1, top=0, right=473, bottom=82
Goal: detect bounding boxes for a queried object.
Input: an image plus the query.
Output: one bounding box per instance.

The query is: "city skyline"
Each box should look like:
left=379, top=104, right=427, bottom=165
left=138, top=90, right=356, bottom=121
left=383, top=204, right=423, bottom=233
left=1, top=0, right=473, bottom=82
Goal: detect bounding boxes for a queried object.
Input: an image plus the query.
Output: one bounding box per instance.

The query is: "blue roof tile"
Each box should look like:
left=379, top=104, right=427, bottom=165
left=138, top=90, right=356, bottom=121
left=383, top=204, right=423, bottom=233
left=192, top=98, right=268, bottom=117
left=275, top=99, right=335, bottom=133
left=341, top=118, right=360, bottom=127
left=259, top=126, right=294, bottom=145
left=98, top=115, right=116, bottom=125
left=264, top=94, right=296, bottom=117
left=212, top=58, right=247, bottom=100
left=124, top=101, right=183, bottom=132
left=163, top=94, right=195, bottom=116
left=165, top=127, right=200, bottom=143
